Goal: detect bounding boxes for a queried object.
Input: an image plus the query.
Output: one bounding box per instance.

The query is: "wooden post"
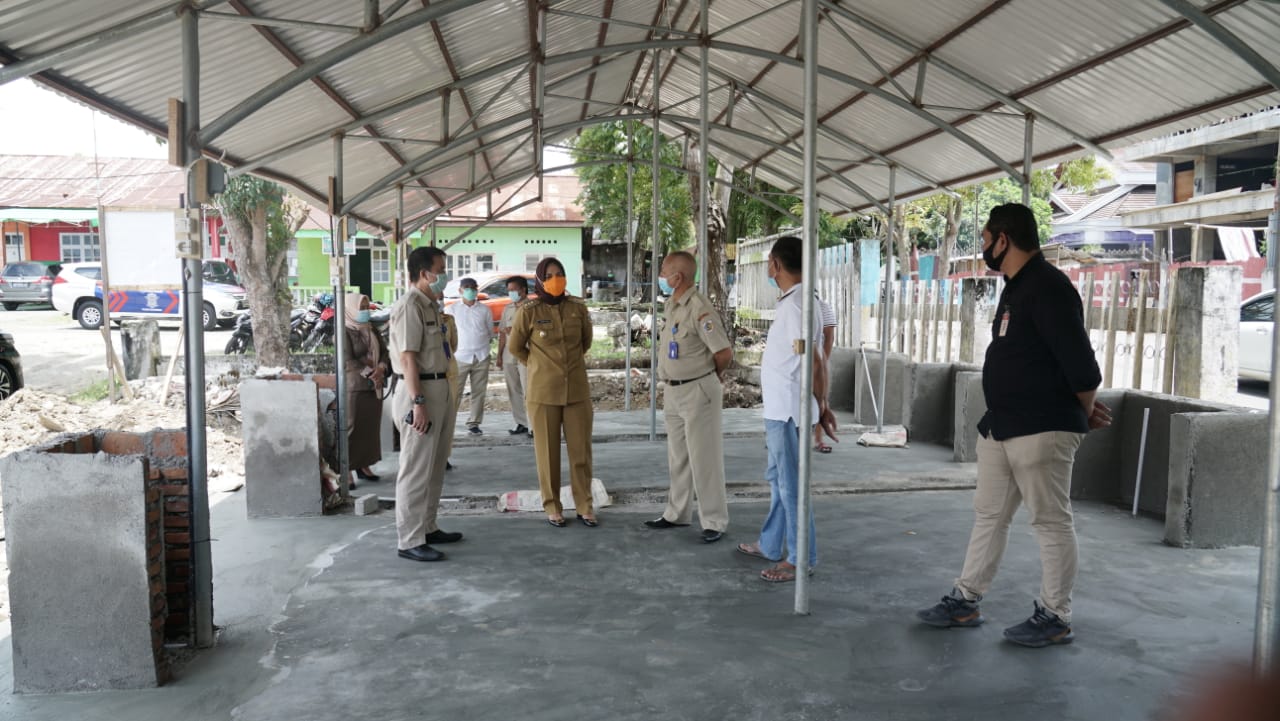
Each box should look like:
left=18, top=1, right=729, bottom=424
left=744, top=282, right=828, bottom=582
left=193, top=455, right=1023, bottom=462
left=1131, top=270, right=1149, bottom=390
left=943, top=280, right=955, bottom=363
left=1104, top=273, right=1121, bottom=388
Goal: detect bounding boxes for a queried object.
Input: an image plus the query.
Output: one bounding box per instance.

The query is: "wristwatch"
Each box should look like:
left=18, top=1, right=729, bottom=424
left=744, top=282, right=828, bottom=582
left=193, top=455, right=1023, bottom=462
left=412, top=395, right=426, bottom=405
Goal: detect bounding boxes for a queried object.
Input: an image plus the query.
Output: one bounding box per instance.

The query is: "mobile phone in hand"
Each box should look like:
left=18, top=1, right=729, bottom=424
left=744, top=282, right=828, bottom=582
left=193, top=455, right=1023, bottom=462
left=403, top=409, right=432, bottom=434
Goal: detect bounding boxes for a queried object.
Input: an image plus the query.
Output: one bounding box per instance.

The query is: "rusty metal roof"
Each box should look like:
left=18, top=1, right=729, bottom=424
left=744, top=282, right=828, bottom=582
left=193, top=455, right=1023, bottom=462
left=0, top=154, right=185, bottom=208
left=1, top=0, right=1276, bottom=229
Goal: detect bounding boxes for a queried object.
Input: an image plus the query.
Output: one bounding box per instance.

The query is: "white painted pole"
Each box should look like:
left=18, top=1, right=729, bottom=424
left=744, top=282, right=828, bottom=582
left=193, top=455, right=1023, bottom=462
left=1131, top=407, right=1151, bottom=517
left=795, top=0, right=819, bottom=615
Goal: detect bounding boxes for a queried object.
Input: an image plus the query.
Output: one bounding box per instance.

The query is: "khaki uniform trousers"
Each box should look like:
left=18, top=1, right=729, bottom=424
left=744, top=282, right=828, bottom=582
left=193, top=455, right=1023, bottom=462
left=392, top=377, right=457, bottom=549
left=528, top=399, right=594, bottom=515
left=502, top=352, right=529, bottom=428
left=661, top=373, right=728, bottom=531
left=956, top=430, right=1084, bottom=622
left=452, top=355, right=490, bottom=428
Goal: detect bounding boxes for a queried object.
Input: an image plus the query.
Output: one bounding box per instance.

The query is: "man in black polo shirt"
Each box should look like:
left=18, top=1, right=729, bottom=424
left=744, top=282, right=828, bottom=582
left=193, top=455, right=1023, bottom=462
left=917, top=203, right=1111, bottom=647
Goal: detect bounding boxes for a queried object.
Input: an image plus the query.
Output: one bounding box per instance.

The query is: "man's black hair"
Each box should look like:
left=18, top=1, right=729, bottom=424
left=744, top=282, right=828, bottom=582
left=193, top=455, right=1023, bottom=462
left=407, top=246, right=446, bottom=283
left=986, top=203, right=1040, bottom=252
left=770, top=235, right=803, bottom=274
left=459, top=277, right=478, bottom=289
left=505, top=275, right=527, bottom=290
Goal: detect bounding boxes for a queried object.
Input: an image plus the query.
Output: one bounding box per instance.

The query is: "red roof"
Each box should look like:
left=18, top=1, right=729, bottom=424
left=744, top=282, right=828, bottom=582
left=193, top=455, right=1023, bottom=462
left=0, top=155, right=185, bottom=208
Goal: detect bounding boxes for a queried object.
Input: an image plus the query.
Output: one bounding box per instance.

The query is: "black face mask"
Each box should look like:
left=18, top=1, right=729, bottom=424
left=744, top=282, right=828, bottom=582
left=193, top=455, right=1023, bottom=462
left=983, top=236, right=1008, bottom=273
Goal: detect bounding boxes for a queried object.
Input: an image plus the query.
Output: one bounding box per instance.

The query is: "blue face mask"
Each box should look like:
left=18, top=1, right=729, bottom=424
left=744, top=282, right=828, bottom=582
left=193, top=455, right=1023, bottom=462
left=658, top=277, right=674, bottom=295
left=354, top=310, right=371, bottom=323
left=509, top=291, right=522, bottom=302
left=767, top=275, right=778, bottom=289
left=461, top=288, right=478, bottom=302
left=428, top=271, right=449, bottom=295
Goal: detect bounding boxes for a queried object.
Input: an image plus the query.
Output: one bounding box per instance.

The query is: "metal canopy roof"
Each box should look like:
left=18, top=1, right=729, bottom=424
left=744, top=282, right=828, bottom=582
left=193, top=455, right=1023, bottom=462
left=2, top=0, right=1278, bottom=232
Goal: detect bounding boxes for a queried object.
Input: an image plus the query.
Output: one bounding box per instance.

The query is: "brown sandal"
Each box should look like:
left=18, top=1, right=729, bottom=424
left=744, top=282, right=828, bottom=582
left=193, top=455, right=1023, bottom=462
left=736, top=542, right=777, bottom=561
left=760, top=562, right=814, bottom=583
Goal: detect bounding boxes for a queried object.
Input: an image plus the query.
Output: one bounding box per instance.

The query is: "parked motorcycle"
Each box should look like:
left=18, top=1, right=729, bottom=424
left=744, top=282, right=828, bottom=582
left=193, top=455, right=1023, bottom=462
left=290, top=293, right=333, bottom=350
left=224, top=311, right=253, bottom=354
left=301, top=305, right=337, bottom=352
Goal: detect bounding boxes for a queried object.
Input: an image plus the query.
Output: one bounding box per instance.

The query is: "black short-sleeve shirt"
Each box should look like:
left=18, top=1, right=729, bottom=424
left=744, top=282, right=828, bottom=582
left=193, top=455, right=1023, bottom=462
left=978, top=253, right=1101, bottom=441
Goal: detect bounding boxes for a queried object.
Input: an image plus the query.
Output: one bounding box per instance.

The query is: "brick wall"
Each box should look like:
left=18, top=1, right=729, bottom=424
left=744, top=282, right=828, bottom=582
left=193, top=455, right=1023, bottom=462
left=44, top=429, right=197, bottom=649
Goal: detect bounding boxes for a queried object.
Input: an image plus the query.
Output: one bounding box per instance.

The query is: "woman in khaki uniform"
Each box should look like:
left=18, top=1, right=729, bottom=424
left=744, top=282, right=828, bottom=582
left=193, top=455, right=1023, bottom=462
left=341, top=293, right=391, bottom=488
left=508, top=257, right=596, bottom=527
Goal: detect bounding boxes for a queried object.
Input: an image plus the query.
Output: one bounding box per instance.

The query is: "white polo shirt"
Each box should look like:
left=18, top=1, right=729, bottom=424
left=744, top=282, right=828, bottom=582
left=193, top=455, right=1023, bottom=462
left=762, top=283, right=823, bottom=424
left=445, top=300, right=494, bottom=364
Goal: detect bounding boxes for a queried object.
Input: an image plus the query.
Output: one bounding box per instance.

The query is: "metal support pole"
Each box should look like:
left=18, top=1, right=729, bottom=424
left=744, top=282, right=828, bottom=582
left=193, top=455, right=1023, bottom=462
left=795, top=0, right=819, bottom=615
left=698, top=0, right=710, bottom=295
left=1257, top=135, right=1280, bottom=675
left=626, top=121, right=635, bottom=411
left=181, top=6, right=215, bottom=650
left=332, top=133, right=350, bottom=499
left=649, top=48, right=662, bottom=442
left=1267, top=130, right=1279, bottom=290
left=1023, top=113, right=1035, bottom=206
left=536, top=3, right=546, bottom=174
left=397, top=184, right=408, bottom=292
left=876, top=166, right=896, bottom=433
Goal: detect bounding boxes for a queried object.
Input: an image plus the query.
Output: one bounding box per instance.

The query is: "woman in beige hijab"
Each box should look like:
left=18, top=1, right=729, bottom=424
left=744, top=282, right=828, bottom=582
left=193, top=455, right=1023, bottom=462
left=343, top=293, right=390, bottom=488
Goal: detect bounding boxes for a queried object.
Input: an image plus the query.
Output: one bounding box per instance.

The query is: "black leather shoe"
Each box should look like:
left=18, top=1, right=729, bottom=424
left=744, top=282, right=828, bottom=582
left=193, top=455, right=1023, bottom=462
left=509, top=424, right=529, bottom=435
left=577, top=515, right=599, bottom=527
left=397, top=544, right=445, bottom=562
left=356, top=469, right=381, bottom=481
left=701, top=529, right=724, bottom=543
left=446, top=461, right=455, bottom=471
left=644, top=517, right=689, bottom=529
left=424, top=529, right=463, bottom=544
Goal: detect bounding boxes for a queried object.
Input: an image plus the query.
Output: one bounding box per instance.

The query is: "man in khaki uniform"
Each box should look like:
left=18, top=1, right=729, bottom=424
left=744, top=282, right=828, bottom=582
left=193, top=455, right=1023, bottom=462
left=644, top=251, right=733, bottom=542
left=389, top=246, right=461, bottom=562
left=496, top=275, right=531, bottom=436
left=507, top=259, right=596, bottom=524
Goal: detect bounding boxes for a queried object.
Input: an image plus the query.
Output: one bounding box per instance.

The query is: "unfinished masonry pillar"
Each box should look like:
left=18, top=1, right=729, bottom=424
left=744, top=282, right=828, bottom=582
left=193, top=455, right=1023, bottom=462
left=1173, top=265, right=1241, bottom=400
left=959, top=277, right=998, bottom=364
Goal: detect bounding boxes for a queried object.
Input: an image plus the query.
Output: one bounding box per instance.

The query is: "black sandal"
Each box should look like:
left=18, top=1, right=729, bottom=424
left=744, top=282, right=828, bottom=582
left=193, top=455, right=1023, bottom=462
left=577, top=515, right=599, bottom=527
left=547, top=517, right=567, bottom=528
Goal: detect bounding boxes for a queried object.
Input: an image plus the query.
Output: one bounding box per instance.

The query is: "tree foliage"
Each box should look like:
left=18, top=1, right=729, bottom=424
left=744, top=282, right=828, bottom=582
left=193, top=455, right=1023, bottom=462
left=214, top=175, right=307, bottom=366
left=570, top=121, right=692, bottom=255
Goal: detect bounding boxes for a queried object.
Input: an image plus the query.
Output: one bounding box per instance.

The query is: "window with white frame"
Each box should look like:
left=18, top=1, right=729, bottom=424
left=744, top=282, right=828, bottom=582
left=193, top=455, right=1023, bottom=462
left=475, top=253, right=495, bottom=272
left=4, top=233, right=23, bottom=263
left=60, top=232, right=101, bottom=263
left=372, top=246, right=390, bottom=283
left=525, top=253, right=546, bottom=272
left=447, top=254, right=474, bottom=278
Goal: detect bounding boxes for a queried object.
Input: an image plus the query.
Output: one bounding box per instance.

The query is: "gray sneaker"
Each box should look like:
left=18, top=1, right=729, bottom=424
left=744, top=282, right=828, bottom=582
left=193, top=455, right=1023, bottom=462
left=1002, top=602, right=1073, bottom=647
left=917, top=588, right=985, bottom=628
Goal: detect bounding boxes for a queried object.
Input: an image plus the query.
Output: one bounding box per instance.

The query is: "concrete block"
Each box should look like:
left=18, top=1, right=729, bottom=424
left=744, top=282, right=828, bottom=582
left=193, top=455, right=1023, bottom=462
left=902, top=362, right=953, bottom=444
left=242, top=379, right=323, bottom=518
left=854, top=351, right=909, bottom=426
left=354, top=493, right=380, bottom=516
left=827, top=347, right=859, bottom=414
left=1165, top=412, right=1269, bottom=548
left=120, top=320, right=162, bottom=380
left=1173, top=265, right=1242, bottom=400
left=1068, top=389, right=1127, bottom=502
left=952, top=372, right=986, bottom=462
left=0, top=451, right=162, bottom=692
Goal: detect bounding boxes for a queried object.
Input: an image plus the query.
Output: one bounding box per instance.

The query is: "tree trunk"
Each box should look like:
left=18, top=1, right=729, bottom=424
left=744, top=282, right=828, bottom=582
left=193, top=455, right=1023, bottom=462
left=222, top=206, right=291, bottom=367
left=707, top=160, right=733, bottom=328
left=939, top=197, right=961, bottom=278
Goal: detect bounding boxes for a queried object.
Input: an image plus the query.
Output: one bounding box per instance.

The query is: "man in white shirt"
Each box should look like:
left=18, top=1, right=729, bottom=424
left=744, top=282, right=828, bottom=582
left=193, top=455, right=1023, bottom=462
left=735, top=236, right=837, bottom=583
left=445, top=277, right=494, bottom=435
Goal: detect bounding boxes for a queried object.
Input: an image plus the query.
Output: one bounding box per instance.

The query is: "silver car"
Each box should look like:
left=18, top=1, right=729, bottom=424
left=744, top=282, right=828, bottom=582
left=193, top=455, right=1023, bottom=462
left=0, top=261, right=55, bottom=310
left=1239, top=290, right=1274, bottom=382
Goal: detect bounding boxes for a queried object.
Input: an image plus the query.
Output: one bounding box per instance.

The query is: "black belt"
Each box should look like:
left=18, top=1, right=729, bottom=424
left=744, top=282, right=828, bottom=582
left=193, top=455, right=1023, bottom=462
left=668, top=371, right=714, bottom=386
left=394, top=372, right=449, bottom=381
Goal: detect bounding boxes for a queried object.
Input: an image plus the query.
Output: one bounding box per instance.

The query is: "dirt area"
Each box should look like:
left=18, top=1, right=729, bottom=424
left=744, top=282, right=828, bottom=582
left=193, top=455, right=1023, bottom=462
left=481, top=368, right=762, bottom=413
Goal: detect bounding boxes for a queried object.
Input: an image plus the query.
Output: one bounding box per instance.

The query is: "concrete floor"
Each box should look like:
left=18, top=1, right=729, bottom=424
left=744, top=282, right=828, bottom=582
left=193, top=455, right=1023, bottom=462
left=0, top=483, right=1259, bottom=721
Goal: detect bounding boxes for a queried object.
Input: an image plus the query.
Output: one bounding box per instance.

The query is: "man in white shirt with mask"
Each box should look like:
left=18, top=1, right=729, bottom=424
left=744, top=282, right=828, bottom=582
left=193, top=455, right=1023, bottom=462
left=445, top=277, right=495, bottom=435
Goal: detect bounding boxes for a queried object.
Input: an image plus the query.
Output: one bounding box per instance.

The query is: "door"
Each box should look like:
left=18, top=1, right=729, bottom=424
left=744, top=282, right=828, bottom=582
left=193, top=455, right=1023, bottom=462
left=349, top=250, right=372, bottom=298
left=1239, top=292, right=1274, bottom=380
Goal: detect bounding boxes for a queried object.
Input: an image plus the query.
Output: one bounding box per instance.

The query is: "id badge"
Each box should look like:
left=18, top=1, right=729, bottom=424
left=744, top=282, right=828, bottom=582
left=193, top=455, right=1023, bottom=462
left=668, top=340, right=679, bottom=359
left=998, top=311, right=1010, bottom=337
left=443, top=340, right=452, bottom=359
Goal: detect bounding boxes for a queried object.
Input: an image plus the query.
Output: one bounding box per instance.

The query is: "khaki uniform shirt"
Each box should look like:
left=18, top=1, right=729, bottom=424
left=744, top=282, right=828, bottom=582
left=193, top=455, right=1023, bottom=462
left=508, top=296, right=592, bottom=405
left=499, top=299, right=528, bottom=362
left=441, top=312, right=460, bottom=381
left=388, top=286, right=451, bottom=376
left=657, top=289, right=732, bottom=382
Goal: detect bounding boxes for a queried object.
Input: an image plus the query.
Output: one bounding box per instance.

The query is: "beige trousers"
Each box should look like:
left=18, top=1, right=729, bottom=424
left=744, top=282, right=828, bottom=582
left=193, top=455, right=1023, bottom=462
left=662, top=374, right=729, bottom=532
left=392, top=377, right=456, bottom=549
left=956, top=430, right=1084, bottom=622
left=502, top=352, right=529, bottom=428
left=452, top=355, right=490, bottom=428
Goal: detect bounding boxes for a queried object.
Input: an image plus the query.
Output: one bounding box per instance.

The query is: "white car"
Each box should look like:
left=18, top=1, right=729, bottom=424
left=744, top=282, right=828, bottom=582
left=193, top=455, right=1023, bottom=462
left=1239, top=290, right=1274, bottom=381
left=51, top=262, right=248, bottom=331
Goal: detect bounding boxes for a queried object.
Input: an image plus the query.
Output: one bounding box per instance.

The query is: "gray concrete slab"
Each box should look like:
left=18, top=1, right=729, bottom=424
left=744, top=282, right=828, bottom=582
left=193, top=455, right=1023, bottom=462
left=0, top=489, right=1258, bottom=721
left=241, top=379, right=323, bottom=518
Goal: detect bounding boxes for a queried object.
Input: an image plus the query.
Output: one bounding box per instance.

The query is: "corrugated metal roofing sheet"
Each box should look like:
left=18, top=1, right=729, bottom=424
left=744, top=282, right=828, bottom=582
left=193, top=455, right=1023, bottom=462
left=0, top=0, right=1276, bottom=226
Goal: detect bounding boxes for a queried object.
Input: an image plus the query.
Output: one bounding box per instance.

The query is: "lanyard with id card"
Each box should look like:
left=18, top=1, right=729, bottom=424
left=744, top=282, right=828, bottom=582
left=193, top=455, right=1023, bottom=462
left=668, top=323, right=680, bottom=359
left=998, top=310, right=1010, bottom=337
